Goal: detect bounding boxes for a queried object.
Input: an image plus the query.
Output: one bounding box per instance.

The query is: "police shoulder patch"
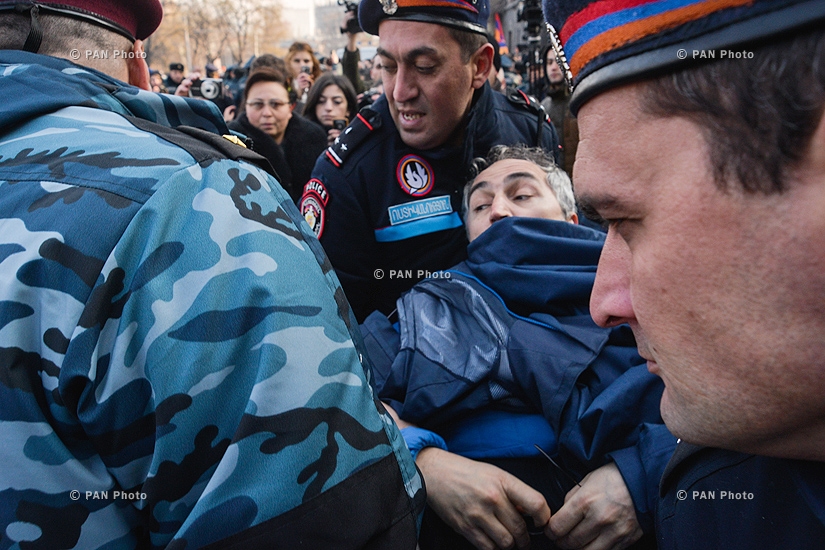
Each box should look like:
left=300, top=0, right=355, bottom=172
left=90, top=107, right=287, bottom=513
left=299, top=178, right=329, bottom=238
left=324, top=106, right=382, bottom=168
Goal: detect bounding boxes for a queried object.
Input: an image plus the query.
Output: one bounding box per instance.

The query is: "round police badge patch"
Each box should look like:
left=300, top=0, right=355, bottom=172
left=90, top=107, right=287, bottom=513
left=396, top=155, right=434, bottom=196
left=299, top=178, right=329, bottom=237
left=300, top=195, right=325, bottom=238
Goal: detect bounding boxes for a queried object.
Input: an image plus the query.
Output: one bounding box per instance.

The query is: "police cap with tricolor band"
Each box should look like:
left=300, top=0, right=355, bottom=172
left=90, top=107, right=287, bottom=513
left=359, top=0, right=490, bottom=36
left=542, top=0, right=825, bottom=114
left=0, top=0, right=163, bottom=42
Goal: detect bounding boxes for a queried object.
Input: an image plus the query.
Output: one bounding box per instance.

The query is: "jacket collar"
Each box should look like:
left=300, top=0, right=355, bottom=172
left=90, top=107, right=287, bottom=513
left=464, top=217, right=605, bottom=311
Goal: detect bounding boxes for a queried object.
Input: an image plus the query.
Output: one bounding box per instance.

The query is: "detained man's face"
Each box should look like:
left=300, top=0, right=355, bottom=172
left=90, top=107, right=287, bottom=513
left=465, top=158, right=573, bottom=242
left=378, top=20, right=488, bottom=150
left=576, top=83, right=825, bottom=460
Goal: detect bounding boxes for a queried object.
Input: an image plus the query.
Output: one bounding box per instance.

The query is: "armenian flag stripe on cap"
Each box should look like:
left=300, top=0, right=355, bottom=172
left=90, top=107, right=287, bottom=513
left=561, top=0, right=753, bottom=76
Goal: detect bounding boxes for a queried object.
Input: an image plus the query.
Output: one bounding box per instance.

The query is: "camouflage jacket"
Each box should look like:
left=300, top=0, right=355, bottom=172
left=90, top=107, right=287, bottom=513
left=0, top=51, right=423, bottom=549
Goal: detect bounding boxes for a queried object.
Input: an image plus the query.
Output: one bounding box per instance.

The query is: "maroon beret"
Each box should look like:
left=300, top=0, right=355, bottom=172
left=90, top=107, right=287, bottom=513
left=0, top=0, right=163, bottom=40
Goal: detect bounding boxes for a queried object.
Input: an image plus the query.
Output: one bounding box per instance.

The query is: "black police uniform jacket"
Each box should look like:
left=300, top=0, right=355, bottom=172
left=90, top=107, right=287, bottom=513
left=300, top=83, right=560, bottom=322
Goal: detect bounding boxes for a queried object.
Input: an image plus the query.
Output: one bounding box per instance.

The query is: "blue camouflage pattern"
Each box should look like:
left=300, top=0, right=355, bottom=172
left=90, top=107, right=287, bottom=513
left=0, top=51, right=422, bottom=549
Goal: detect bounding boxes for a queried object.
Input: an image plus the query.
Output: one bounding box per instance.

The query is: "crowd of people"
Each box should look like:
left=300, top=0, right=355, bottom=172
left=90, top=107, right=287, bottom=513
left=144, top=14, right=569, bottom=207
left=0, top=0, right=823, bottom=549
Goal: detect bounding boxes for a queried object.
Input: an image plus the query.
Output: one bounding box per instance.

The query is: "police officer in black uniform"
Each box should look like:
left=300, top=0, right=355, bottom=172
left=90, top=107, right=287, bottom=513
left=299, top=0, right=560, bottom=322
left=164, top=62, right=185, bottom=94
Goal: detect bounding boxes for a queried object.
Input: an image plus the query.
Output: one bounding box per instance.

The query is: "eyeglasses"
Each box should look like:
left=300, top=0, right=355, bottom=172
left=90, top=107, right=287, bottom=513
left=246, top=99, right=289, bottom=111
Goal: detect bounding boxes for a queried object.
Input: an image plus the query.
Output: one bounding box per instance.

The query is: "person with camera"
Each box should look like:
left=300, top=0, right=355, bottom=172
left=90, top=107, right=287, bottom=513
left=340, top=2, right=369, bottom=95
left=303, top=73, right=359, bottom=146
left=285, top=41, right=321, bottom=108
left=300, top=0, right=560, bottom=323
left=174, top=69, right=236, bottom=123
left=229, top=67, right=327, bottom=202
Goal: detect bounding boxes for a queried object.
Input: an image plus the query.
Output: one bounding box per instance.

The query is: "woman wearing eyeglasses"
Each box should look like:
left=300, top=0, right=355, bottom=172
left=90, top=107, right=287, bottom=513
left=228, top=67, right=327, bottom=202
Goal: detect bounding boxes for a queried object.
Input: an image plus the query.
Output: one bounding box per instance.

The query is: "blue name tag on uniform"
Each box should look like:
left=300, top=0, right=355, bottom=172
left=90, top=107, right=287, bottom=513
left=388, top=196, right=453, bottom=226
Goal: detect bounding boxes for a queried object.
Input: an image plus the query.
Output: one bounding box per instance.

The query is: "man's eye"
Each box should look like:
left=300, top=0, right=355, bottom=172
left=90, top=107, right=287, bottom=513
left=473, top=204, right=489, bottom=213
left=605, top=218, right=636, bottom=234
left=579, top=205, right=606, bottom=227
left=514, top=194, right=532, bottom=201
left=416, top=66, right=435, bottom=74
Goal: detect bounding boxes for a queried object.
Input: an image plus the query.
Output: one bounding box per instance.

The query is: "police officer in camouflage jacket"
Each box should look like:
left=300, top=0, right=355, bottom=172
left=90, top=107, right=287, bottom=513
left=0, top=1, right=423, bottom=548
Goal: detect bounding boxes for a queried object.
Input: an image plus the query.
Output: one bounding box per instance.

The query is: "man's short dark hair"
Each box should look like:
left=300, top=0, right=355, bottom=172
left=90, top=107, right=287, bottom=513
left=640, top=26, right=825, bottom=195
left=0, top=11, right=130, bottom=55
left=448, top=27, right=488, bottom=64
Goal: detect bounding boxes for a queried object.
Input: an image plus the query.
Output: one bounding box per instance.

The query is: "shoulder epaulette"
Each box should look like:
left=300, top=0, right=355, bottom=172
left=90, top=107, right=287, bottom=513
left=507, top=90, right=551, bottom=122
left=507, top=89, right=552, bottom=147
left=324, top=105, right=382, bottom=168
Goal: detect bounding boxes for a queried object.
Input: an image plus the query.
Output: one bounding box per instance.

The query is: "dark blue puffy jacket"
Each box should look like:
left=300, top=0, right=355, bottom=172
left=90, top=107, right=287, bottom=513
left=362, top=217, right=676, bottom=533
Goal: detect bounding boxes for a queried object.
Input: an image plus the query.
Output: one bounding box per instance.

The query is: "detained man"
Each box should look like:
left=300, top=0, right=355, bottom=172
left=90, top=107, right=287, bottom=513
left=362, top=145, right=676, bottom=550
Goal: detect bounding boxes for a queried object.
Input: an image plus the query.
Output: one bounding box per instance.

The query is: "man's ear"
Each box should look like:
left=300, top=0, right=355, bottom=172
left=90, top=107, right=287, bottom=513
left=127, top=40, right=151, bottom=90
left=471, top=42, right=495, bottom=90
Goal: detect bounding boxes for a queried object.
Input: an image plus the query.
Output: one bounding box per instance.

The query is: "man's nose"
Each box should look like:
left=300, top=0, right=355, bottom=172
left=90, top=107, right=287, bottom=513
left=392, top=67, right=417, bottom=104
left=590, top=229, right=636, bottom=328
left=488, top=195, right=511, bottom=223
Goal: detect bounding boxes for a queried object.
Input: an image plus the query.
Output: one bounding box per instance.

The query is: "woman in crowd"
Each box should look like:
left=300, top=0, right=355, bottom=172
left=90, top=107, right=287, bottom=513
left=228, top=67, right=326, bottom=201
left=303, top=73, right=358, bottom=146
left=285, top=41, right=322, bottom=107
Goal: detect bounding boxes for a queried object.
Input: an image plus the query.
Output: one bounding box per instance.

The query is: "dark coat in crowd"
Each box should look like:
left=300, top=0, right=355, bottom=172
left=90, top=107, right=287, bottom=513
left=540, top=84, right=579, bottom=175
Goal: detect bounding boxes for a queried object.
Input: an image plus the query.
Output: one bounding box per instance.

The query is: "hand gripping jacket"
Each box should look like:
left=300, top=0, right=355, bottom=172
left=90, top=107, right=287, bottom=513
left=0, top=51, right=423, bottom=549
left=300, top=86, right=560, bottom=322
